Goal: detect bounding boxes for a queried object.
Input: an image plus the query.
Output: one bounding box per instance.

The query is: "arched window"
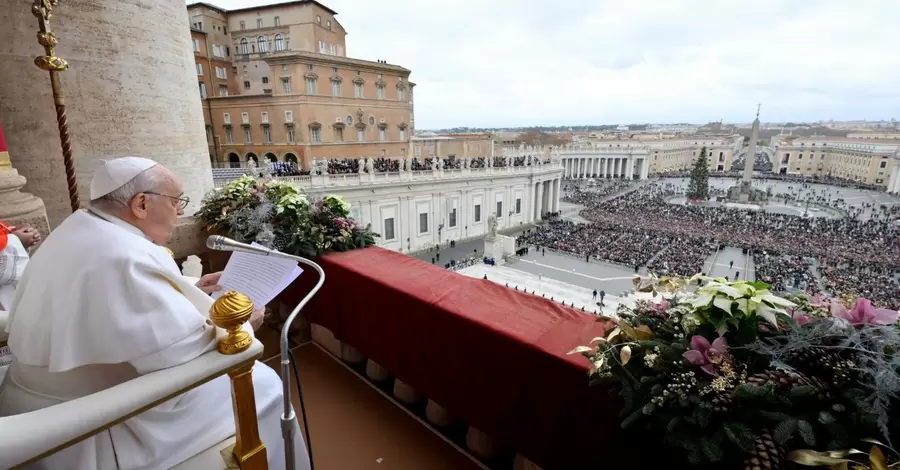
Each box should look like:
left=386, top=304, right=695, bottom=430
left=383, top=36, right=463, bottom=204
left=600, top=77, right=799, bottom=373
left=257, top=36, right=267, bottom=53
left=284, top=153, right=298, bottom=164
left=246, top=153, right=259, bottom=163
left=274, top=34, right=284, bottom=52
left=239, top=38, right=249, bottom=55
left=228, top=152, right=241, bottom=168
left=265, top=153, right=277, bottom=162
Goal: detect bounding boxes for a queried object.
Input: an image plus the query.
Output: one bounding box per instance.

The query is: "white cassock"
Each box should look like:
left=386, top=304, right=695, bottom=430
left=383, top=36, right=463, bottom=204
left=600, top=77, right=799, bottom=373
left=0, top=208, right=311, bottom=470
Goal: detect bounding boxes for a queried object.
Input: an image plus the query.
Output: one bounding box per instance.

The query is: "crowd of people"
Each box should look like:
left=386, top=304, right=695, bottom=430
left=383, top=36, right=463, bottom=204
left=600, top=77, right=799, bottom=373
left=518, top=177, right=900, bottom=309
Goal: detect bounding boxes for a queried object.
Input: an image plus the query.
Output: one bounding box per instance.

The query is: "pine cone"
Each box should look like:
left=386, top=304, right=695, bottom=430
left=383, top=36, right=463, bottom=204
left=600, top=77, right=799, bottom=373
left=746, top=370, right=832, bottom=401
left=711, top=393, right=733, bottom=413
left=743, top=431, right=786, bottom=470
left=784, top=349, right=856, bottom=385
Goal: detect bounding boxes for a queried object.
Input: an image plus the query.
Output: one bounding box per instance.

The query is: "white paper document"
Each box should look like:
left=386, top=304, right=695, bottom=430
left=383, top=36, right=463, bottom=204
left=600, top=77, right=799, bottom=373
left=212, top=243, right=303, bottom=308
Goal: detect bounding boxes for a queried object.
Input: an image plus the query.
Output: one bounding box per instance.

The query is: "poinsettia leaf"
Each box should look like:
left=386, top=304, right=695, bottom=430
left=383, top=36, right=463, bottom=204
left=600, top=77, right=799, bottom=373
left=713, top=296, right=734, bottom=313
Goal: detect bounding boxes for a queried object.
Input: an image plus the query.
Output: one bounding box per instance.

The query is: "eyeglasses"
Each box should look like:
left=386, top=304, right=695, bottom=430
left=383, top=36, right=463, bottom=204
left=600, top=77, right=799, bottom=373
left=144, top=192, right=190, bottom=210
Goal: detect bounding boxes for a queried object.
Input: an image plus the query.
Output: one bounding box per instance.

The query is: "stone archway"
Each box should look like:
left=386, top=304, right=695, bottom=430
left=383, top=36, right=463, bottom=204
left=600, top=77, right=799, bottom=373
left=227, top=152, right=241, bottom=168
left=246, top=153, right=259, bottom=164
left=264, top=152, right=277, bottom=163
left=283, top=153, right=298, bottom=164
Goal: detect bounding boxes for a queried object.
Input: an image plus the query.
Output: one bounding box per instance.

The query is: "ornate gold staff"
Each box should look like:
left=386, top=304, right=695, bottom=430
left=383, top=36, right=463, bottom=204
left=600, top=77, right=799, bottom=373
left=32, top=0, right=80, bottom=213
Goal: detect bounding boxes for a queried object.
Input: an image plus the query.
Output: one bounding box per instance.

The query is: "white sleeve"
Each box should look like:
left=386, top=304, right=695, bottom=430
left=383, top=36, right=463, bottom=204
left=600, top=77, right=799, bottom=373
left=129, top=321, right=217, bottom=374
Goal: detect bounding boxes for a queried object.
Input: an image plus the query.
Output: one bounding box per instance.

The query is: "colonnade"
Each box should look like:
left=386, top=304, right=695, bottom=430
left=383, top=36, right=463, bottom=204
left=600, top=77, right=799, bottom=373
left=532, top=178, right=560, bottom=219
left=561, top=156, right=650, bottom=180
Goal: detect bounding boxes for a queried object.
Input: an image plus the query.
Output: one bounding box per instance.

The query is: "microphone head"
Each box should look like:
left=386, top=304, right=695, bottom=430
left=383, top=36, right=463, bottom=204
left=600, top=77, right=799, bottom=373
left=206, top=235, right=228, bottom=250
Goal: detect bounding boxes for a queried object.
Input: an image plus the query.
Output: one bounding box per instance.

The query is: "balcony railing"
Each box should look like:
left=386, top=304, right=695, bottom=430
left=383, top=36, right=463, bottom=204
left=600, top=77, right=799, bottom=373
left=165, top=218, right=654, bottom=469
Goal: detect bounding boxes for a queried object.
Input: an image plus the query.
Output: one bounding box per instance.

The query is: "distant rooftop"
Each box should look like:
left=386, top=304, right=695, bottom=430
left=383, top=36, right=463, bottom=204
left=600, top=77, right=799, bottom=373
left=186, top=0, right=338, bottom=16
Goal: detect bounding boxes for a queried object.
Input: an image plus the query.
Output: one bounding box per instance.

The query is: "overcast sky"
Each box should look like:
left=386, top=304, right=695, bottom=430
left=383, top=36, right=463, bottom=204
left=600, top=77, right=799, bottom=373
left=200, top=0, right=900, bottom=129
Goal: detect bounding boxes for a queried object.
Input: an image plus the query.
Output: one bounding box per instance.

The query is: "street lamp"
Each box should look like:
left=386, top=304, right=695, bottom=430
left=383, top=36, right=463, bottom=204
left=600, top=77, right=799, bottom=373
left=438, top=223, right=444, bottom=243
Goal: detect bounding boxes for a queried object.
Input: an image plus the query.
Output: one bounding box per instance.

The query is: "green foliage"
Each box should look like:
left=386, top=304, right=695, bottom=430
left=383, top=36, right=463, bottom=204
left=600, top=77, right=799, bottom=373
left=686, top=146, right=710, bottom=200
left=195, top=175, right=379, bottom=258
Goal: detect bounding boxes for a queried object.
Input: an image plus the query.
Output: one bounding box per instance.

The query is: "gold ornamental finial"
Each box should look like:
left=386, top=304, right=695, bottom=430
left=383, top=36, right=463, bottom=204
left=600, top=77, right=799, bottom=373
left=163, top=246, right=174, bottom=257
left=209, top=291, right=254, bottom=354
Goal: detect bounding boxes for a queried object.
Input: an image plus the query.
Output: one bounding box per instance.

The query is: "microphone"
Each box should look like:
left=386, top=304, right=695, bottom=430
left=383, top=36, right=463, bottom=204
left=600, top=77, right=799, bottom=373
left=205, top=234, right=324, bottom=470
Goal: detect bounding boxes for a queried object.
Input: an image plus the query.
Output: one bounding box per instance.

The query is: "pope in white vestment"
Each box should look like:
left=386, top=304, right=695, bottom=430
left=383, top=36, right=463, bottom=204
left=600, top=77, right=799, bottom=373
left=0, top=157, right=311, bottom=470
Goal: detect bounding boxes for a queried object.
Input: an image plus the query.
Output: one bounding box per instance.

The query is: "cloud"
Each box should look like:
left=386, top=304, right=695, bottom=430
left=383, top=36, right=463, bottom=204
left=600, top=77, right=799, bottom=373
left=196, top=0, right=900, bottom=128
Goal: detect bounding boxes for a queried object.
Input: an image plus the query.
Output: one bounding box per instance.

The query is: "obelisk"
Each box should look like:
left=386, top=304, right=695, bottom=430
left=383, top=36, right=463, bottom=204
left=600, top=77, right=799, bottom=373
left=739, top=105, right=761, bottom=202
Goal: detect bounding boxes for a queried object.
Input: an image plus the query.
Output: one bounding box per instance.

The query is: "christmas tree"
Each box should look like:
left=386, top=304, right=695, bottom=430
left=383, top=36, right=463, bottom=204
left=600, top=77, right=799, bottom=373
left=687, top=146, right=710, bottom=201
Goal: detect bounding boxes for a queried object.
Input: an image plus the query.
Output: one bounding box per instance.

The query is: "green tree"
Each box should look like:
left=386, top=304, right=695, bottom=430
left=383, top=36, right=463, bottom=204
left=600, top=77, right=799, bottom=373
left=687, top=146, right=710, bottom=201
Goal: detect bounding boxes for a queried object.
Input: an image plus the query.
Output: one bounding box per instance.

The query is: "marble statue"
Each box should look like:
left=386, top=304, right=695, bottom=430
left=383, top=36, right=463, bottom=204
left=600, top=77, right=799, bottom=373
left=365, top=157, right=374, bottom=173
left=357, top=158, right=365, bottom=173
left=487, top=214, right=498, bottom=239
left=431, top=157, right=439, bottom=171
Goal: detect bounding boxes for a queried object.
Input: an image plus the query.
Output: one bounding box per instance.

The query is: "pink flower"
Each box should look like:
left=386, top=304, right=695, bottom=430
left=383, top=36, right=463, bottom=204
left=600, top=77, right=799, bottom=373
left=789, top=309, right=813, bottom=327
left=831, top=298, right=899, bottom=325
left=654, top=298, right=670, bottom=312
left=683, top=336, right=729, bottom=376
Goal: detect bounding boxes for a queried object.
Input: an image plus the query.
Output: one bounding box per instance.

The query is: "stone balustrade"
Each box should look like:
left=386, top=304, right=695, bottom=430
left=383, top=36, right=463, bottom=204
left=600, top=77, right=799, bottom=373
left=214, top=162, right=563, bottom=189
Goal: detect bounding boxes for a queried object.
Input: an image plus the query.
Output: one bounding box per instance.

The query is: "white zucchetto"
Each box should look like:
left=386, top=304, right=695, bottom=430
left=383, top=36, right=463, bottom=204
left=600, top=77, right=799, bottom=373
left=90, top=156, right=158, bottom=200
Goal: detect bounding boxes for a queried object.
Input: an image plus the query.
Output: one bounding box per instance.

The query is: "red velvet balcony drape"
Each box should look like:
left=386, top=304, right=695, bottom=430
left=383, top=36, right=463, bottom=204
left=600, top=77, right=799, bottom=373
left=282, top=247, right=639, bottom=469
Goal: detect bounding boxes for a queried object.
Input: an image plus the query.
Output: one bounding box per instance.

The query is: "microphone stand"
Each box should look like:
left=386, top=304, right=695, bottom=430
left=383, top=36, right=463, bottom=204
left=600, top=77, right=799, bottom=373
left=206, top=236, right=324, bottom=470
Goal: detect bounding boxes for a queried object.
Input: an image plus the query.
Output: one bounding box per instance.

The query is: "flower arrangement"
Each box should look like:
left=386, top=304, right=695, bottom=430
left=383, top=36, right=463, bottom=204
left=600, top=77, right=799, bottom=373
left=196, top=175, right=378, bottom=257
left=570, top=274, right=900, bottom=469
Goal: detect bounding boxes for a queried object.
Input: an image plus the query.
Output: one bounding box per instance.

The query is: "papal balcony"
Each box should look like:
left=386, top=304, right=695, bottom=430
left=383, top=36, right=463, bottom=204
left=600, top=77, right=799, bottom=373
left=162, top=218, right=648, bottom=469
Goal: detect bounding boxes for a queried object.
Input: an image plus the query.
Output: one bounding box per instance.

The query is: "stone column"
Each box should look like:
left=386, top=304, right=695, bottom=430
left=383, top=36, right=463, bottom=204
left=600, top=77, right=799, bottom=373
left=0, top=0, right=214, bottom=227
left=533, top=182, right=540, bottom=219
left=0, top=124, right=48, bottom=234
left=626, top=157, right=635, bottom=180
left=552, top=179, right=559, bottom=212
left=641, top=158, right=650, bottom=179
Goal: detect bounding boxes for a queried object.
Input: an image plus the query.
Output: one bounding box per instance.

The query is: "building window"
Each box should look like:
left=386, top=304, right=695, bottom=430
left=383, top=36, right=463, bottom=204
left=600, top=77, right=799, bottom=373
left=205, top=125, right=212, bottom=143
left=216, top=67, right=227, bottom=79
left=354, top=83, right=363, bottom=98
left=379, top=128, right=386, bottom=141
left=198, top=82, right=206, bottom=98
left=318, top=40, right=326, bottom=53
left=244, top=80, right=250, bottom=89
left=311, top=127, right=320, bottom=143
left=192, top=39, right=200, bottom=52
left=281, top=78, right=291, bottom=94
left=256, top=18, right=263, bottom=28
left=383, top=218, right=395, bottom=240
left=212, top=44, right=224, bottom=57
left=223, top=113, right=231, bottom=124
left=398, top=88, right=405, bottom=101
left=218, top=85, right=228, bottom=96
left=257, top=36, right=266, bottom=53
left=331, top=80, right=341, bottom=97
left=474, top=204, right=481, bottom=223
left=316, top=15, right=321, bottom=24
left=400, top=128, right=407, bottom=140
left=264, top=127, right=271, bottom=143
left=196, top=63, right=203, bottom=75
left=881, top=161, right=888, bottom=168
left=243, top=127, right=252, bottom=143
left=449, top=208, right=457, bottom=227
left=306, top=78, right=316, bottom=94
left=285, top=111, right=293, bottom=122
left=274, top=34, right=284, bottom=51
left=515, top=198, right=521, bottom=214
left=241, top=112, right=249, bottom=123
left=287, top=128, right=295, bottom=143
left=377, top=85, right=384, bottom=99
left=261, top=112, right=269, bottom=123
left=418, top=213, right=428, bottom=234
left=274, top=16, right=280, bottom=27
left=496, top=201, right=502, bottom=217
left=240, top=38, right=249, bottom=54
left=357, top=128, right=364, bottom=142
left=225, top=127, right=233, bottom=144
left=240, top=20, right=245, bottom=30
left=261, top=77, right=269, bottom=85
left=335, top=127, right=343, bottom=141
left=326, top=20, right=332, bottom=29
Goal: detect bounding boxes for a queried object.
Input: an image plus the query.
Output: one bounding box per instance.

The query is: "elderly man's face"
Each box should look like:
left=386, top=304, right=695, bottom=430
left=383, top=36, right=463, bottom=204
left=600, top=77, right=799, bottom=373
left=130, top=166, right=185, bottom=245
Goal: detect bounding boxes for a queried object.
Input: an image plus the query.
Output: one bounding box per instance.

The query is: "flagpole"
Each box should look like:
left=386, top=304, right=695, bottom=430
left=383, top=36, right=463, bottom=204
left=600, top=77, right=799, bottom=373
left=32, top=0, right=80, bottom=213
